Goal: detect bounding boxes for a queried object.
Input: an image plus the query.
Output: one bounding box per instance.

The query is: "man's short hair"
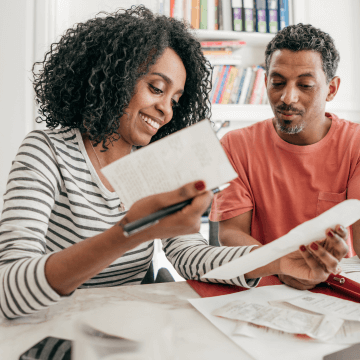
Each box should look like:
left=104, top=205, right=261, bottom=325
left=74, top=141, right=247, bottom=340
left=265, top=23, right=340, bottom=83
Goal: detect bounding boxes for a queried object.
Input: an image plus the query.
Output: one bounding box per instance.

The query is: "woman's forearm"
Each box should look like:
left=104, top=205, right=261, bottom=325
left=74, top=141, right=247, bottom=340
left=45, top=224, right=142, bottom=296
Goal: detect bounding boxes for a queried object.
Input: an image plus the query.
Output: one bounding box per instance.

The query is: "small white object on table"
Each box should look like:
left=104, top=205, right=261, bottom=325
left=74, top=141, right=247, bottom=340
left=0, top=281, right=251, bottom=360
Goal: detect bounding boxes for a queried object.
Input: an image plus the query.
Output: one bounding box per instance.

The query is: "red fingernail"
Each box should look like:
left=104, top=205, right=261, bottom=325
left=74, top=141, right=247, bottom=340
left=300, top=245, right=306, bottom=252
left=194, top=181, right=205, bottom=191
left=327, top=230, right=334, bottom=238
left=310, top=242, right=318, bottom=251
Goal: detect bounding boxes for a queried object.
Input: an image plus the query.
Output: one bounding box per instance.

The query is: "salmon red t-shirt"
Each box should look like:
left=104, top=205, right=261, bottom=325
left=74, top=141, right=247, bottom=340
left=210, top=113, right=360, bottom=256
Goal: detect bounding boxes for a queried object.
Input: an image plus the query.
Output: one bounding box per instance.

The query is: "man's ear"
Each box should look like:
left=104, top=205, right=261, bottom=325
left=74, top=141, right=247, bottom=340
left=326, top=76, right=340, bottom=101
left=264, top=73, right=268, bottom=88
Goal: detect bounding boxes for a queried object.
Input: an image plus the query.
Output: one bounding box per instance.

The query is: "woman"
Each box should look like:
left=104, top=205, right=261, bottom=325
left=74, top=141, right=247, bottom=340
left=0, top=6, right=347, bottom=319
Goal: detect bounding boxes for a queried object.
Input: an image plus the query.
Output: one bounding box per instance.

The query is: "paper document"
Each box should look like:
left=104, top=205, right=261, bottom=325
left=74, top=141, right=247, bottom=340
left=271, top=292, right=360, bottom=322
left=212, top=300, right=343, bottom=341
left=202, top=199, right=360, bottom=280
left=101, top=120, right=237, bottom=208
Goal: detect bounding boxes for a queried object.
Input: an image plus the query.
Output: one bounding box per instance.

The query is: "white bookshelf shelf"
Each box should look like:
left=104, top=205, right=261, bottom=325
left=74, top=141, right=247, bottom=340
left=210, top=104, right=273, bottom=121
left=193, top=29, right=275, bottom=47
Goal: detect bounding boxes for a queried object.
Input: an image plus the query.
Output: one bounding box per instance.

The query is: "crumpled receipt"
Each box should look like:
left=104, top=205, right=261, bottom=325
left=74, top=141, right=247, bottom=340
left=212, top=300, right=344, bottom=341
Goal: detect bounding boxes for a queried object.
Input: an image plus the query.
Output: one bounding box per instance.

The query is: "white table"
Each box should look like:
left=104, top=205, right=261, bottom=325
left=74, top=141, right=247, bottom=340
left=0, top=281, right=253, bottom=360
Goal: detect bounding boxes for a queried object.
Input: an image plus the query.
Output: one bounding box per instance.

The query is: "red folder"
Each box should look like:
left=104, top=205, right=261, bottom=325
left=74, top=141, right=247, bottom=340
left=187, top=274, right=360, bottom=303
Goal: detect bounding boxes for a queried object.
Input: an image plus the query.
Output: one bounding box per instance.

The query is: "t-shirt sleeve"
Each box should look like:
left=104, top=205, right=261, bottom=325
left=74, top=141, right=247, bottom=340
left=209, top=133, right=254, bottom=222
left=348, top=150, right=360, bottom=201
left=0, top=131, right=70, bottom=319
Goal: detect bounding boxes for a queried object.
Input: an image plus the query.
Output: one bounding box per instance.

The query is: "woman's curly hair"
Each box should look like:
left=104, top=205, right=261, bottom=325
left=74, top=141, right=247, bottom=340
left=265, top=23, right=340, bottom=83
left=32, top=5, right=212, bottom=149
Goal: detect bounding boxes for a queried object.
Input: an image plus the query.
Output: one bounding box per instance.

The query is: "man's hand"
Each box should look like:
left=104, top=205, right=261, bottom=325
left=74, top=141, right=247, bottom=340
left=278, top=225, right=348, bottom=290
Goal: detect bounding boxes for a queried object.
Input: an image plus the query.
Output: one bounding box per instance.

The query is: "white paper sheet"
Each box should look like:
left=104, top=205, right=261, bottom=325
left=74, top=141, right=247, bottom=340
left=202, top=199, right=360, bottom=280
left=212, top=300, right=343, bottom=341
left=189, top=285, right=347, bottom=360
left=101, top=120, right=237, bottom=208
left=271, top=292, right=360, bottom=322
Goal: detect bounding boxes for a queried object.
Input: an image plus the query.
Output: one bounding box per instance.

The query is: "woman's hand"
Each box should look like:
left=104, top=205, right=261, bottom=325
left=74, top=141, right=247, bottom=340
left=277, top=225, right=348, bottom=290
left=118, top=180, right=213, bottom=244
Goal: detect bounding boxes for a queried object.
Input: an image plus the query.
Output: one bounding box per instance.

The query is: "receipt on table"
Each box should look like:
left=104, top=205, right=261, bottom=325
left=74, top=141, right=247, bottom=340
left=212, top=300, right=343, bottom=341
left=101, top=120, right=237, bottom=208
left=271, top=292, right=360, bottom=322
left=202, top=199, right=360, bottom=280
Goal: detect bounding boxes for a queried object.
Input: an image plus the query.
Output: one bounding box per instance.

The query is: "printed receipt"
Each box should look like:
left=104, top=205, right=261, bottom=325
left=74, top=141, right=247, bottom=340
left=101, top=120, right=237, bottom=208
left=271, top=293, right=360, bottom=322
left=212, top=301, right=343, bottom=341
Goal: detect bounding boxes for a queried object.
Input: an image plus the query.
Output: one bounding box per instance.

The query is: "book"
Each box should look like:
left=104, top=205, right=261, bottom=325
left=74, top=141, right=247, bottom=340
left=158, top=0, right=165, bottom=14
left=183, top=0, right=192, bottom=23
left=221, top=0, right=233, bottom=31
left=249, top=66, right=265, bottom=104
left=234, top=67, right=248, bottom=104
left=255, top=0, right=267, bottom=33
left=191, top=0, right=200, bottom=28
left=238, top=66, right=253, bottom=104
left=278, top=0, right=289, bottom=30
left=173, top=0, right=184, bottom=19
left=215, top=65, right=231, bottom=103
left=163, top=0, right=171, bottom=16
left=256, top=78, right=266, bottom=104
left=212, top=65, right=226, bottom=103
left=243, top=0, right=255, bottom=32
left=267, top=0, right=278, bottom=33
left=221, top=67, right=239, bottom=104
left=201, top=40, right=246, bottom=47
left=218, top=0, right=223, bottom=30
left=231, top=0, right=243, bottom=31
left=229, top=67, right=243, bottom=104
left=209, top=65, right=222, bottom=102
left=214, top=0, right=219, bottom=29
left=244, top=66, right=258, bottom=104
left=200, top=0, right=208, bottom=29
left=202, top=50, right=234, bottom=56
left=207, top=0, right=216, bottom=30
left=170, top=0, right=175, bottom=17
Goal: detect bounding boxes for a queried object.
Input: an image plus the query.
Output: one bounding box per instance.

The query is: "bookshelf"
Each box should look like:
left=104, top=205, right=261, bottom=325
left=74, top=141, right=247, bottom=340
left=194, top=30, right=274, bottom=122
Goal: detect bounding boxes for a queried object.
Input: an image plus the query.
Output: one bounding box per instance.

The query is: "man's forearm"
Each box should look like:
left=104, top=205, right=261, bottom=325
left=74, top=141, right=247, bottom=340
left=219, top=226, right=262, bottom=247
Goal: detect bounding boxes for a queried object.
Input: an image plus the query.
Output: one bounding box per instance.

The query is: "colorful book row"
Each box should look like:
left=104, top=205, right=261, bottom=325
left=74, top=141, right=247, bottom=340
left=156, top=0, right=290, bottom=32
left=210, top=65, right=268, bottom=105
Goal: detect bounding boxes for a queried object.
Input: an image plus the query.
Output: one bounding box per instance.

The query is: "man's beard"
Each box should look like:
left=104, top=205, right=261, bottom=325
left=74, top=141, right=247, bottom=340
left=275, top=119, right=305, bottom=134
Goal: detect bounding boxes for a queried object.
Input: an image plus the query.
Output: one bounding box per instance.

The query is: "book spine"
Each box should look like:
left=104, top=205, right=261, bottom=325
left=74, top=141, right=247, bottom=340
left=222, top=0, right=232, bottom=31
left=174, top=0, right=184, bottom=19
left=256, top=78, right=266, bottom=104
left=256, top=0, right=267, bottom=33
left=249, top=67, right=264, bottom=104
left=238, top=67, right=252, bottom=104
left=215, top=65, right=231, bottom=104
left=243, top=0, right=255, bottom=32
left=231, top=0, right=243, bottom=31
left=245, top=66, right=258, bottom=104
left=214, top=0, right=219, bottom=29
left=207, top=0, right=215, bottom=30
left=158, top=0, right=165, bottom=14
left=229, top=68, right=243, bottom=104
left=209, top=65, right=221, bottom=102
left=203, top=50, right=233, bottom=56
left=212, top=65, right=226, bottom=104
left=278, top=0, right=288, bottom=30
left=221, top=67, right=239, bottom=104
left=170, top=0, right=175, bottom=17
left=200, top=0, right=208, bottom=29
left=235, top=68, right=248, bottom=104
left=191, top=0, right=201, bottom=28
left=218, top=0, right=223, bottom=30
left=267, top=0, right=278, bottom=33
left=163, top=0, right=171, bottom=16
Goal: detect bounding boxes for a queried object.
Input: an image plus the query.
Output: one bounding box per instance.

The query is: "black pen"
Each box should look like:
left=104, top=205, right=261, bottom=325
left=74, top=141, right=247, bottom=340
left=122, top=183, right=230, bottom=237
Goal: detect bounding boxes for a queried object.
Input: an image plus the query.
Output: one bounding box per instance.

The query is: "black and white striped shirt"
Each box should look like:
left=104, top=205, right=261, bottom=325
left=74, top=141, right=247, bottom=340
left=0, top=128, right=258, bottom=319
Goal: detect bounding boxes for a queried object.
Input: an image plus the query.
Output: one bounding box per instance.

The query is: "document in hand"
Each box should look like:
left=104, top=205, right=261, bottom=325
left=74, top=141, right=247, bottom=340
left=202, top=199, right=360, bottom=280
left=101, top=120, right=237, bottom=208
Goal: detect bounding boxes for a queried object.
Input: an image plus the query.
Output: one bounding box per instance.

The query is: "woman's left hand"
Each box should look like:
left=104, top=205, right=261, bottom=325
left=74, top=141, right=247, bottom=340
left=278, top=225, right=349, bottom=290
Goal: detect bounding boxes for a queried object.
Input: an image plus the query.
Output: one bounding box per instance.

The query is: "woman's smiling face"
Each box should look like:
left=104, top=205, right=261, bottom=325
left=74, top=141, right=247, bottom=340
left=118, top=47, right=186, bottom=147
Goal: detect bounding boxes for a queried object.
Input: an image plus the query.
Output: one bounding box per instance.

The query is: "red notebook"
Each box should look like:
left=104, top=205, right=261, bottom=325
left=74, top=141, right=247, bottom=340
left=187, top=274, right=360, bottom=303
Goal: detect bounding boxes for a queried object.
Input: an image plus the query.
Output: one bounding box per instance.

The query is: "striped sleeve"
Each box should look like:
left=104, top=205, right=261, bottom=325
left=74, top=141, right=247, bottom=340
left=0, top=131, right=64, bottom=319
left=162, top=234, right=260, bottom=288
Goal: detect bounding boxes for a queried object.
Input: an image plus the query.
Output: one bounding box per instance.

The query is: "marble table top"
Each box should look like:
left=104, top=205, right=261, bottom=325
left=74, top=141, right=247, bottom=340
left=0, top=281, right=252, bottom=360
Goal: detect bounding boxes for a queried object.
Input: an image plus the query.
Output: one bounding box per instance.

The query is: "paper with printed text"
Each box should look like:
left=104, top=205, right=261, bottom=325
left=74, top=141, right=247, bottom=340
left=101, top=120, right=237, bottom=208
left=202, top=199, right=360, bottom=280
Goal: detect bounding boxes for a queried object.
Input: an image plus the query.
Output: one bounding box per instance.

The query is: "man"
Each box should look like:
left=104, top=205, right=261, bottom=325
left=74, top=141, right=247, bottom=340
left=210, top=24, right=360, bottom=290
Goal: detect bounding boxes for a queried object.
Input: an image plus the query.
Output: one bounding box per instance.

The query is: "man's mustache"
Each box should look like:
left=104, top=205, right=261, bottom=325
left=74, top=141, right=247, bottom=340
left=276, top=104, right=303, bottom=114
